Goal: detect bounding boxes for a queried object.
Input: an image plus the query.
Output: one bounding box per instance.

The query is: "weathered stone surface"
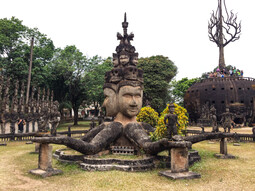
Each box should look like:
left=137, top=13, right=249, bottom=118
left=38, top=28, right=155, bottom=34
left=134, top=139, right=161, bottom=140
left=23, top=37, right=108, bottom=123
left=80, top=156, right=154, bottom=172
left=38, top=144, right=52, bottom=170
left=159, top=170, right=201, bottom=180
left=29, top=168, right=62, bottom=178
left=171, top=147, right=189, bottom=173
left=220, top=138, right=227, bottom=155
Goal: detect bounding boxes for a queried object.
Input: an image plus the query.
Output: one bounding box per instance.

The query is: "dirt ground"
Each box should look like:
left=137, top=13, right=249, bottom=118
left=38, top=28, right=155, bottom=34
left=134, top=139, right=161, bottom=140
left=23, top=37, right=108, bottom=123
left=188, top=126, right=254, bottom=134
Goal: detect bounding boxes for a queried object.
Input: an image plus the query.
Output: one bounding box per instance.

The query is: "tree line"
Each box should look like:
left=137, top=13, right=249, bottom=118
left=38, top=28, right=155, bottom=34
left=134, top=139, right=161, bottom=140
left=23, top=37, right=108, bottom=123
left=0, top=17, right=193, bottom=125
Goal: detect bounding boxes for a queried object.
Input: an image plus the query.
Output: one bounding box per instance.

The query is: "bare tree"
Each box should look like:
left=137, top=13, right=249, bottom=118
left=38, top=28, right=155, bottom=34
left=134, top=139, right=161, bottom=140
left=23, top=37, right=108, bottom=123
left=208, top=0, right=241, bottom=71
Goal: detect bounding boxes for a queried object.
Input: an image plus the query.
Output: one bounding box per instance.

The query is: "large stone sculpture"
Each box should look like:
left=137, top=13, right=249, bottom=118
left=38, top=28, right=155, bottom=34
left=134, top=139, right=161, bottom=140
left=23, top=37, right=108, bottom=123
left=32, top=13, right=190, bottom=155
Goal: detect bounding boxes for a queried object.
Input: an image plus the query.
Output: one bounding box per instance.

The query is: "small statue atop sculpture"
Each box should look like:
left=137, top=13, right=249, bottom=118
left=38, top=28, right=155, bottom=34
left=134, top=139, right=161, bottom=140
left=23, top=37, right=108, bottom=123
left=164, top=104, right=179, bottom=139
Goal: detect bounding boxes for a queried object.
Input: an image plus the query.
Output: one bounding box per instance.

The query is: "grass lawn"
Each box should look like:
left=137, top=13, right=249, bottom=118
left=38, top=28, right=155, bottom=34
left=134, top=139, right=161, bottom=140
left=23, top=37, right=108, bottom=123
left=0, top=139, right=254, bottom=190
left=57, top=121, right=92, bottom=132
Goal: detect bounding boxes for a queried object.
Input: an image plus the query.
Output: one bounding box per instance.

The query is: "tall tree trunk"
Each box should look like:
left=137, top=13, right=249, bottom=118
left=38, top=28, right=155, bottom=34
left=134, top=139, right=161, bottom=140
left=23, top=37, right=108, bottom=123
left=73, top=107, right=79, bottom=125
left=218, top=0, right=225, bottom=71
left=219, top=45, right=225, bottom=71
left=26, top=37, right=34, bottom=104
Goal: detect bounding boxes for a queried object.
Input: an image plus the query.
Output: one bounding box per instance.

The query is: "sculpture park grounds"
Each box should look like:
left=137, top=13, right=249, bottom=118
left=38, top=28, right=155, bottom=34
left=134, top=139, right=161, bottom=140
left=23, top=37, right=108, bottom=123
left=0, top=124, right=254, bottom=191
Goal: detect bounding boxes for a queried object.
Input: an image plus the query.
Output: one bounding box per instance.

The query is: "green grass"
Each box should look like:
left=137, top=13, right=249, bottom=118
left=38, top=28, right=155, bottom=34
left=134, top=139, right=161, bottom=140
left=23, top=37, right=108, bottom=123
left=57, top=121, right=92, bottom=131
left=0, top=140, right=255, bottom=191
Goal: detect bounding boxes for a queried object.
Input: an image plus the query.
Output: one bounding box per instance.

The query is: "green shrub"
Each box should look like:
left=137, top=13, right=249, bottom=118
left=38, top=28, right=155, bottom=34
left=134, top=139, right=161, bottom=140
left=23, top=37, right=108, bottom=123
left=136, top=106, right=159, bottom=127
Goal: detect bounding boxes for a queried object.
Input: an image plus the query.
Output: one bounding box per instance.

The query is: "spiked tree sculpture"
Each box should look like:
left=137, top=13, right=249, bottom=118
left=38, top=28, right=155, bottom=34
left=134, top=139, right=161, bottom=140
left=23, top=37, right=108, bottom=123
left=208, top=0, right=241, bottom=71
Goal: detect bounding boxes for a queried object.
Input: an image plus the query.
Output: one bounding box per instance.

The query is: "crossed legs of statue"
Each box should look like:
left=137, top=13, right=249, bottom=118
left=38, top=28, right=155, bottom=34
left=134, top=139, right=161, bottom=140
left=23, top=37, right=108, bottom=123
left=33, top=122, right=123, bottom=155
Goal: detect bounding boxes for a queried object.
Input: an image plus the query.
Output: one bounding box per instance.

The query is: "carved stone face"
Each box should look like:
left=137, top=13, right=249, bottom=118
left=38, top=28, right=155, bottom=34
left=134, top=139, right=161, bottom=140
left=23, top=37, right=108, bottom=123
left=169, top=106, right=175, bottom=114
left=132, top=56, right=138, bottom=65
left=113, top=56, right=119, bottom=67
left=102, top=88, right=118, bottom=117
left=117, top=86, right=143, bottom=118
left=119, top=54, right=130, bottom=66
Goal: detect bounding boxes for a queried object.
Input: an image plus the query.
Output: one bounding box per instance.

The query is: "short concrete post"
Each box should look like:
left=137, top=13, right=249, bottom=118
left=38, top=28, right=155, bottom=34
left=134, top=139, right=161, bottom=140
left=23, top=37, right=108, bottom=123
left=220, top=138, right=227, bottom=155
left=30, top=143, right=62, bottom=178
left=215, top=137, right=235, bottom=159
left=171, top=147, right=189, bottom=173
left=38, top=143, right=53, bottom=170
left=159, top=143, right=201, bottom=180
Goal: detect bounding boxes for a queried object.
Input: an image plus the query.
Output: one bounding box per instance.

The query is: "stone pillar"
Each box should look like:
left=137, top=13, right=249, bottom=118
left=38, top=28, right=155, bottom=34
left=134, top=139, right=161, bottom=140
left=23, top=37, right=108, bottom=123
left=38, top=144, right=52, bottom=170
left=214, top=137, right=235, bottom=159
left=158, top=143, right=201, bottom=180
left=171, top=147, right=189, bottom=173
left=220, top=138, right=227, bottom=155
left=30, top=143, right=62, bottom=178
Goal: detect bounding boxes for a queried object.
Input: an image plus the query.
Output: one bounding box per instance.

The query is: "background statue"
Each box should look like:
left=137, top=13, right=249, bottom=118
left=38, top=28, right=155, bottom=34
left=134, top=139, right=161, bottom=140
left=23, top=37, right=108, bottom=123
left=210, top=105, right=218, bottom=132
left=220, top=107, right=235, bottom=133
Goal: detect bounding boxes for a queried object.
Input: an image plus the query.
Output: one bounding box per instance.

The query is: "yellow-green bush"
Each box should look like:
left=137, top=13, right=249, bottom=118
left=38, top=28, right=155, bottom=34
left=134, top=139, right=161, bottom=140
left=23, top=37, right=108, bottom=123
left=150, top=103, right=189, bottom=141
left=136, top=106, right=159, bottom=127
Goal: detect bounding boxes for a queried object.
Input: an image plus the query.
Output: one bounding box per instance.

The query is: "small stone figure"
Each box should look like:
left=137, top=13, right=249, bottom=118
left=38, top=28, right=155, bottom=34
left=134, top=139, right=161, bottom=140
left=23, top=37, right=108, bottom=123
left=210, top=105, right=218, bottom=132
left=200, top=102, right=210, bottom=119
left=220, top=107, right=235, bottom=133
left=49, top=101, right=61, bottom=136
left=164, top=104, right=180, bottom=139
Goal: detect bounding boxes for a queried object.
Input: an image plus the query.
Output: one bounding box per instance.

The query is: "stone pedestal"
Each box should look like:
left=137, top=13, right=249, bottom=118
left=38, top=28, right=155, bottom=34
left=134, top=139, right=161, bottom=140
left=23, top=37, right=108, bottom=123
left=214, top=138, right=235, bottom=159
left=159, top=146, right=201, bottom=180
left=30, top=143, right=62, bottom=178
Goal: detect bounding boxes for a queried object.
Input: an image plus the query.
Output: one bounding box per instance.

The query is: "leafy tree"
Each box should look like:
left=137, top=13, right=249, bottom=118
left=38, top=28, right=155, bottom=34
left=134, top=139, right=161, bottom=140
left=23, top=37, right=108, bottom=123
left=0, top=17, right=55, bottom=86
left=170, top=77, right=200, bottom=106
left=137, top=55, right=177, bottom=113
left=84, top=57, right=112, bottom=116
left=47, top=46, right=102, bottom=125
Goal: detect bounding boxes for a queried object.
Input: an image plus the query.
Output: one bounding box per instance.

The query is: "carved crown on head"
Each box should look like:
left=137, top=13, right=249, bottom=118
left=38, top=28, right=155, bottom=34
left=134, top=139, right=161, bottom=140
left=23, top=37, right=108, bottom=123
left=104, top=13, right=143, bottom=92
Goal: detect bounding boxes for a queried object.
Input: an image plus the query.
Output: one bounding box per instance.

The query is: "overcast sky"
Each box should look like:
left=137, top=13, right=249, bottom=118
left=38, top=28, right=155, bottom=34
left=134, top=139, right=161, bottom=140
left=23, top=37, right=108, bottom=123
left=1, top=0, right=255, bottom=80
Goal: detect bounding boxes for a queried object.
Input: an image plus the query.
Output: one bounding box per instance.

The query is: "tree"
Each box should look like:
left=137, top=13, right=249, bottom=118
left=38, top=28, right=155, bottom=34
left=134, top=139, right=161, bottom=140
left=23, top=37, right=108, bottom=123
left=84, top=57, right=112, bottom=116
left=208, top=0, right=241, bottom=71
left=137, top=55, right=177, bottom=113
left=0, top=17, right=55, bottom=86
left=170, top=77, right=200, bottom=106
left=47, top=46, right=102, bottom=125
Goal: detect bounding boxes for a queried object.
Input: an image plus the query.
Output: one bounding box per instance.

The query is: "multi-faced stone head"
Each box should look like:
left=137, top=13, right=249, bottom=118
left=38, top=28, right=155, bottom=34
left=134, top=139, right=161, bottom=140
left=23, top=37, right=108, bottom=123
left=102, top=84, right=118, bottom=117
left=117, top=85, right=143, bottom=118
left=131, top=53, right=138, bottom=65
left=112, top=53, right=119, bottom=67
left=119, top=52, right=130, bottom=66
